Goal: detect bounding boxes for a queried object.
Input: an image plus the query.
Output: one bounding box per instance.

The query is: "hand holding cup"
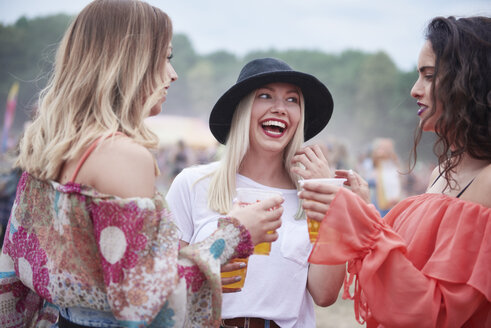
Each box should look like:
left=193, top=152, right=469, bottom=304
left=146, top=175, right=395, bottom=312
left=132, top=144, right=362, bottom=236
left=298, top=178, right=346, bottom=243
left=222, top=188, right=283, bottom=290
left=228, top=190, right=283, bottom=246
left=221, top=259, right=249, bottom=292
left=334, top=169, right=370, bottom=204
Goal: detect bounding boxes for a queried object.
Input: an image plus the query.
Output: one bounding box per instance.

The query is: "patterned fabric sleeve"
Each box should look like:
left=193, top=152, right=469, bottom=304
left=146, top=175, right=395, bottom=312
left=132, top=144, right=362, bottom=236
left=0, top=173, right=254, bottom=328
left=177, top=217, right=253, bottom=326
left=90, top=196, right=253, bottom=327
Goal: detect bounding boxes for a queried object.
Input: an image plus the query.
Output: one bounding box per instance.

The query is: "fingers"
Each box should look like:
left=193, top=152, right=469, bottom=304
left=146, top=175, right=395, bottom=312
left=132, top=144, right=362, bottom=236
left=262, top=214, right=282, bottom=232
left=229, top=196, right=283, bottom=245
left=255, top=195, right=284, bottom=212
left=223, top=287, right=242, bottom=293
left=299, top=190, right=334, bottom=206
left=291, top=145, right=332, bottom=179
left=298, top=181, right=338, bottom=222
left=221, top=276, right=241, bottom=287
left=260, top=230, right=279, bottom=243
left=221, top=260, right=247, bottom=293
left=300, top=195, right=331, bottom=222
left=335, top=169, right=371, bottom=204
left=309, top=144, right=327, bottom=161
left=304, top=209, right=327, bottom=222
left=301, top=197, right=330, bottom=212
left=334, top=169, right=350, bottom=179
left=300, top=198, right=331, bottom=222
left=300, top=181, right=339, bottom=194
left=293, top=145, right=326, bottom=162
left=221, top=261, right=245, bottom=273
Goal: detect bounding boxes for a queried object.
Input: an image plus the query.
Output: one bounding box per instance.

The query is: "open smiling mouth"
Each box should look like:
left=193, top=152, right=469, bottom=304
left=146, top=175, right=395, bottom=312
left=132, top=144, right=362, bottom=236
left=261, top=120, right=287, bottom=137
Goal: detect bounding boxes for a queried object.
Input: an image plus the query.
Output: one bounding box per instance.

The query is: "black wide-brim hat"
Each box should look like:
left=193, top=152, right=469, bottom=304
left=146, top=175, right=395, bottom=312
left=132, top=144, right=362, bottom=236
left=209, top=57, right=334, bottom=144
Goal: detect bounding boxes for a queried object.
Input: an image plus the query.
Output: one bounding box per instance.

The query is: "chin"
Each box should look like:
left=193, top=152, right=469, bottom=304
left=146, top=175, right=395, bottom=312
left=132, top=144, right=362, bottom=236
left=420, top=122, right=435, bottom=132
left=149, top=107, right=162, bottom=117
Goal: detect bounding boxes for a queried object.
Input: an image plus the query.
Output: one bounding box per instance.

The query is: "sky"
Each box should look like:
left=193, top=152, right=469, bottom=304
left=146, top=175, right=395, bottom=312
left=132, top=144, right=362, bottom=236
left=1, top=0, right=490, bottom=71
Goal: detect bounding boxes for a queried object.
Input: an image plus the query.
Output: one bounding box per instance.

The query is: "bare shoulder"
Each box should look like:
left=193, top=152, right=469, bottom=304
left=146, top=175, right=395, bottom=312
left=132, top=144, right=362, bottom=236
left=465, top=163, right=491, bottom=208
left=84, top=136, right=156, bottom=198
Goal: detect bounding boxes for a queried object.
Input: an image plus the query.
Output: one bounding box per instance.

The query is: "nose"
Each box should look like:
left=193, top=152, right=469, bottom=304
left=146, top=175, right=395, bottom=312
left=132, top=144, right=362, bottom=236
left=271, top=98, right=287, bottom=115
left=410, top=77, right=422, bottom=99
left=168, top=63, right=178, bottom=83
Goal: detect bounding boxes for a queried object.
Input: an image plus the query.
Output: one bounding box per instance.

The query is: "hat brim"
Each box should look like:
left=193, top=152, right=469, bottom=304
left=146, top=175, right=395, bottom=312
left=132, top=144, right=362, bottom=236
left=209, top=70, right=333, bottom=144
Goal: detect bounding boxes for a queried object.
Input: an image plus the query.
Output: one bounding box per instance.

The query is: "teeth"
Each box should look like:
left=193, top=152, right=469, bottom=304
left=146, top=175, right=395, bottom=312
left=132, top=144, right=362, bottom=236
left=262, top=120, right=286, bottom=128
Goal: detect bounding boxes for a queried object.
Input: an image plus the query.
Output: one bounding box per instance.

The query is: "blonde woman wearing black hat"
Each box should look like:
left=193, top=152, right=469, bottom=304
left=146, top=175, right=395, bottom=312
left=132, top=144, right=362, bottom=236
left=166, top=58, right=345, bottom=327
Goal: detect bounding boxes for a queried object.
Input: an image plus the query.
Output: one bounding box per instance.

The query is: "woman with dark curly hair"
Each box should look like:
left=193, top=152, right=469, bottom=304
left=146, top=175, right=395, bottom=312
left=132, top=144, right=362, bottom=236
left=299, top=16, right=490, bottom=327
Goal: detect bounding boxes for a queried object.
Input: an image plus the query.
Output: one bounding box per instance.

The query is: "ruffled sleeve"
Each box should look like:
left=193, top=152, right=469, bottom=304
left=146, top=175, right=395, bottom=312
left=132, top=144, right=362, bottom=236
left=89, top=195, right=181, bottom=326
left=90, top=196, right=253, bottom=327
left=309, top=188, right=491, bottom=327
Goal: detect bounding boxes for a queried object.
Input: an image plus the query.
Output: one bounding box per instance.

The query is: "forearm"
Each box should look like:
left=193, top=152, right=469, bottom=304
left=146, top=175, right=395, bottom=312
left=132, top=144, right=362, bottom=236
left=307, top=263, right=345, bottom=307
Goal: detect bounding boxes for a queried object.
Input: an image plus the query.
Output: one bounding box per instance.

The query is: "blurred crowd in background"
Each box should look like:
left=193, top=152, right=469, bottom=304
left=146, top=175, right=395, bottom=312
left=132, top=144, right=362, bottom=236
left=155, top=134, right=434, bottom=211
left=0, top=124, right=435, bottom=250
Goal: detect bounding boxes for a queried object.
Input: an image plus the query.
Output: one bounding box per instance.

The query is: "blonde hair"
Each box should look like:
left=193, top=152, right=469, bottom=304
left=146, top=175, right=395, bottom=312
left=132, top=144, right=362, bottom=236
left=208, top=90, right=305, bottom=214
left=16, top=0, right=172, bottom=180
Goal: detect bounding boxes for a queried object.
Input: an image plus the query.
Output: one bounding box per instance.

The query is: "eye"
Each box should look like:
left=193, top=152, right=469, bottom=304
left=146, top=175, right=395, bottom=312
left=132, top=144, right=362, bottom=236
left=287, top=96, right=299, bottom=103
left=258, top=93, right=271, bottom=99
left=424, top=74, right=433, bottom=81
left=167, top=53, right=174, bottom=61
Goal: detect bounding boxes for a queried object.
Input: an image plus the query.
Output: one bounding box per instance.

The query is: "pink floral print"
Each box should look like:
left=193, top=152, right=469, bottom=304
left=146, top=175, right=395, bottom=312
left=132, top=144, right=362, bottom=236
left=3, top=227, right=52, bottom=303
left=91, top=201, right=148, bottom=285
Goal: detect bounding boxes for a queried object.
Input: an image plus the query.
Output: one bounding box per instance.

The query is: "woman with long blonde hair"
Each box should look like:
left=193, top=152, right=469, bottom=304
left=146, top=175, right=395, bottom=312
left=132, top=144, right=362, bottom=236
left=0, top=1, right=281, bottom=327
left=167, top=57, right=346, bottom=327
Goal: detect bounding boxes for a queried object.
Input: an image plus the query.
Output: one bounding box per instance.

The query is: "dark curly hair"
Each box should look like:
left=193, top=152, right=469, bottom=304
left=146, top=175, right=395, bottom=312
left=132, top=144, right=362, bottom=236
left=412, top=16, right=491, bottom=187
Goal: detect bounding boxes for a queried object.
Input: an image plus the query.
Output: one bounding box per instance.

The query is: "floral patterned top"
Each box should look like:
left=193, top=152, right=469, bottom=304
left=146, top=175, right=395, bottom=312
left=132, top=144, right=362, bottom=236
left=0, top=172, right=253, bottom=328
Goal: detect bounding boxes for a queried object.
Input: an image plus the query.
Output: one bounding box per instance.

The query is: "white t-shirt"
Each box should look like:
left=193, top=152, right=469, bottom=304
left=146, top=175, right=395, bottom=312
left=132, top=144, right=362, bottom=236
left=166, top=162, right=315, bottom=328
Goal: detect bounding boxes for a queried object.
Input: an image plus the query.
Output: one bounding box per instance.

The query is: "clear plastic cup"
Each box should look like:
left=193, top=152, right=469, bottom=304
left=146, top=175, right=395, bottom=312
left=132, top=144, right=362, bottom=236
left=235, top=187, right=282, bottom=255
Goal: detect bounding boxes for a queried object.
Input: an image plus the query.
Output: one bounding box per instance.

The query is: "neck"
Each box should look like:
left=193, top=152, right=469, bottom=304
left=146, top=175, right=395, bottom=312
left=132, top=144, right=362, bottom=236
left=239, top=149, right=294, bottom=189
left=452, top=153, right=490, bottom=174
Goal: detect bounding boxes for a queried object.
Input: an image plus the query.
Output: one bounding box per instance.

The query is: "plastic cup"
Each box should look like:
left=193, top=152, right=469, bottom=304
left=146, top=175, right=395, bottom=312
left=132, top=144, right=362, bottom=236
left=235, top=187, right=282, bottom=256
left=221, top=258, right=248, bottom=289
left=299, top=178, right=346, bottom=243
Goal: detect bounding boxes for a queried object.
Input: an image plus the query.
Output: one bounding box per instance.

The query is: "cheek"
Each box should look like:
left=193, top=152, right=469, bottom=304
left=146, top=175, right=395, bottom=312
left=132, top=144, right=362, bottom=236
left=250, top=103, right=265, bottom=123
left=425, top=84, right=433, bottom=103
left=289, top=107, right=301, bottom=129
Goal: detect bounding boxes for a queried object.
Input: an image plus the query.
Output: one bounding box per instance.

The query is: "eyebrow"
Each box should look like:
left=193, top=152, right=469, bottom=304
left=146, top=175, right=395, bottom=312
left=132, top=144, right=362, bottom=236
left=418, top=66, right=435, bottom=73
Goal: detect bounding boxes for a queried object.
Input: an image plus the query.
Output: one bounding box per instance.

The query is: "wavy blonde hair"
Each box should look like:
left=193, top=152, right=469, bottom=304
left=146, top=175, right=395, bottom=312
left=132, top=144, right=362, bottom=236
left=16, top=0, right=172, bottom=180
left=208, top=90, right=306, bottom=214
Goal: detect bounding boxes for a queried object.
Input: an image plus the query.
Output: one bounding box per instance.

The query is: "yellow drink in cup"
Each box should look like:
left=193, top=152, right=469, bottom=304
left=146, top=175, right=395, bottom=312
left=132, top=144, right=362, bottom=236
left=253, top=232, right=273, bottom=255
left=221, top=258, right=248, bottom=289
left=307, top=219, right=320, bottom=243
left=235, top=188, right=283, bottom=256
left=299, top=178, right=347, bottom=243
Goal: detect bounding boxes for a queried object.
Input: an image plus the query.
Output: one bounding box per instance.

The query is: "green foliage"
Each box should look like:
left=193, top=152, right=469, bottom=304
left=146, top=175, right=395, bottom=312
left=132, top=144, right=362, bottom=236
left=0, top=14, right=72, bottom=132
left=0, top=14, right=427, bottom=160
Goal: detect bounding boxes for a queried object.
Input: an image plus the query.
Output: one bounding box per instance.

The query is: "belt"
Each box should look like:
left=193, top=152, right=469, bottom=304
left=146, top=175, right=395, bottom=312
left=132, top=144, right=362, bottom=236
left=221, top=317, right=280, bottom=328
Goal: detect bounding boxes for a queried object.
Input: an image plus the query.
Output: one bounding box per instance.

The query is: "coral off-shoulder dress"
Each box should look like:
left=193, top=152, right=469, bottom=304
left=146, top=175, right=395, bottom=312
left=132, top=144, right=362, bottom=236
left=309, top=188, right=490, bottom=328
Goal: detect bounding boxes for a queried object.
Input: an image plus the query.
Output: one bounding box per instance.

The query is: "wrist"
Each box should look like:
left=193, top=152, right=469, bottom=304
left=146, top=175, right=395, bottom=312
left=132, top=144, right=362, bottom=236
left=218, top=217, right=254, bottom=259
